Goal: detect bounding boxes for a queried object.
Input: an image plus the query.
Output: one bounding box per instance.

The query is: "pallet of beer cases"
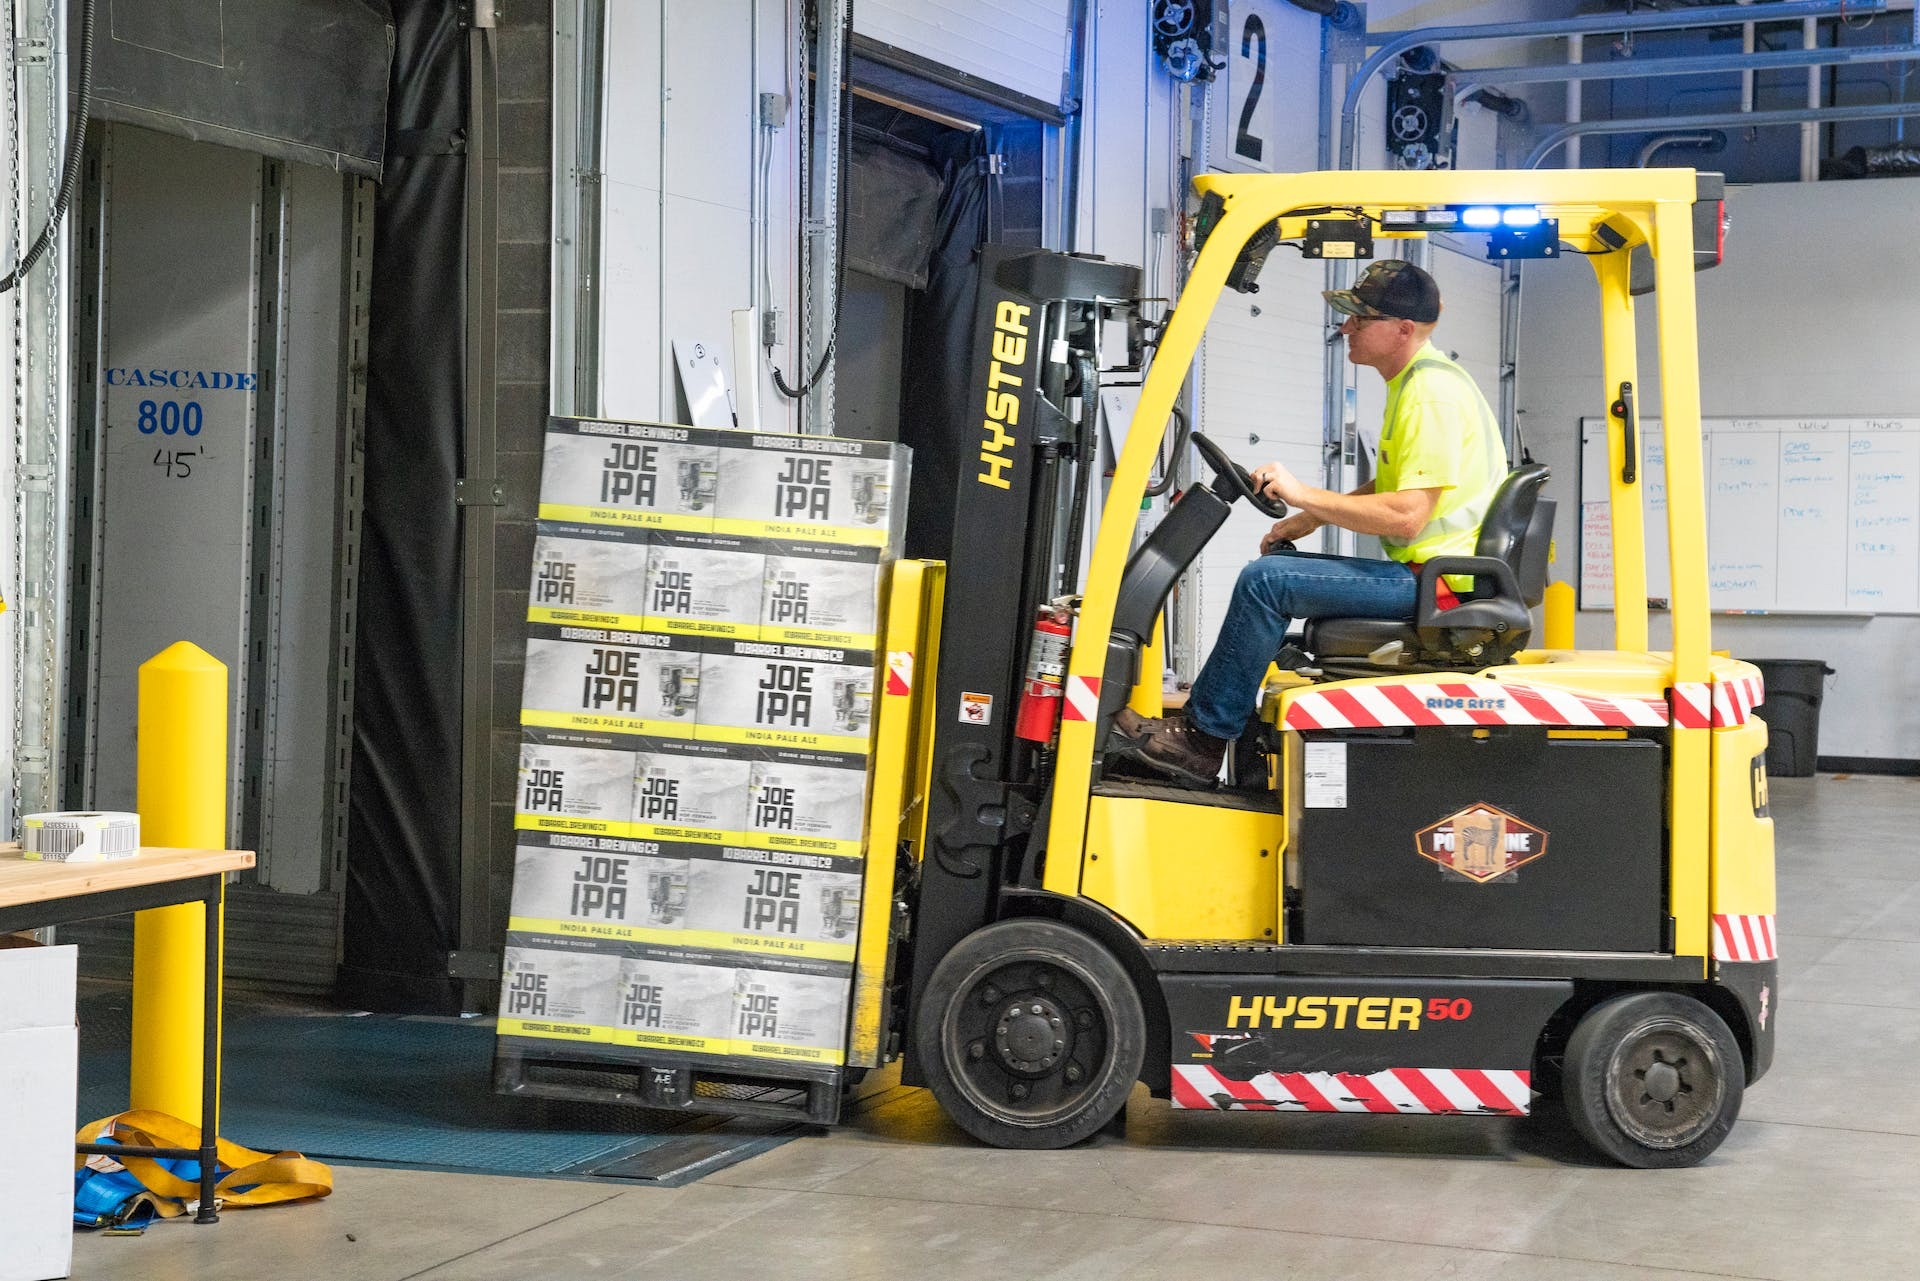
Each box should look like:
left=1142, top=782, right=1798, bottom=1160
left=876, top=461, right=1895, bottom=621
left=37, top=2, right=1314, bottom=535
left=494, top=418, right=907, bottom=1117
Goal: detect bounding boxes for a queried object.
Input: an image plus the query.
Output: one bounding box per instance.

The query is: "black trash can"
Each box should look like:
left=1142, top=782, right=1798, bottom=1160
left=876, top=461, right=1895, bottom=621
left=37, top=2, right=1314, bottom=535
left=1747, top=659, right=1835, bottom=778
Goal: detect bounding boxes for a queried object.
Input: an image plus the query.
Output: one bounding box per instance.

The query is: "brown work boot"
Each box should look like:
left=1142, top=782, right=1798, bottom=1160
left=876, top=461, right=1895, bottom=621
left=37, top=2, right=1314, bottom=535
left=1138, top=720, right=1227, bottom=787
left=1110, top=706, right=1176, bottom=751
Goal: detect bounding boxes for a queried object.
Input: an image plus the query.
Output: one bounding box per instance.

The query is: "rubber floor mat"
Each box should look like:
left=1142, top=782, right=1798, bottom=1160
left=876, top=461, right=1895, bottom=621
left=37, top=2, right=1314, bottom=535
left=76, top=990, right=793, bottom=1185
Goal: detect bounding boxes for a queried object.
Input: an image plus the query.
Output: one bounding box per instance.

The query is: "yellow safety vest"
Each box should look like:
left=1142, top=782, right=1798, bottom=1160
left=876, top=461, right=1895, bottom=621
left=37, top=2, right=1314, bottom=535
left=1375, top=342, right=1507, bottom=568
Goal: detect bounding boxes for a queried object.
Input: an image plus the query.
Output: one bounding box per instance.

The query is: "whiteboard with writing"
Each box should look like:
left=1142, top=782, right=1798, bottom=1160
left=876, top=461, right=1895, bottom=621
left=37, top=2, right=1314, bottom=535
left=1580, top=415, right=1918, bottom=614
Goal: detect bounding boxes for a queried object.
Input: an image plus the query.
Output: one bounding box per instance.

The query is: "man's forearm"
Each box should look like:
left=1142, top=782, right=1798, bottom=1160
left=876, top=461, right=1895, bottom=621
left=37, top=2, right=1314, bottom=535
left=1289, top=481, right=1432, bottom=540
left=1288, top=481, right=1369, bottom=534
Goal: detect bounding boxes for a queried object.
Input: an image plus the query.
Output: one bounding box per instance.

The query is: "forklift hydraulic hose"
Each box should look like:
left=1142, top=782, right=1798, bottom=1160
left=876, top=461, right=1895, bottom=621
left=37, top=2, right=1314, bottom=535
left=1145, top=403, right=1191, bottom=498
left=0, top=0, right=95, bottom=295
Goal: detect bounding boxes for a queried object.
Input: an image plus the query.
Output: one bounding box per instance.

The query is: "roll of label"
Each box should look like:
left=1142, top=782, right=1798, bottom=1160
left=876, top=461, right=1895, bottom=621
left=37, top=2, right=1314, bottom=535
left=22, top=811, right=141, bottom=862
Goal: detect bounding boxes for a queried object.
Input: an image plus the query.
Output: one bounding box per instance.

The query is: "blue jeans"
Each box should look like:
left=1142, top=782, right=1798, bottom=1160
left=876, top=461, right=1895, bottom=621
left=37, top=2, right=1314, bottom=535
left=1185, top=551, right=1418, bottom=739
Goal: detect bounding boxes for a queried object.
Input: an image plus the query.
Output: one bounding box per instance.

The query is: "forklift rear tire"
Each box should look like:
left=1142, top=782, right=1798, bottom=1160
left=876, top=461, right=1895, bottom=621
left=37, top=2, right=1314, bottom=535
left=1562, top=991, right=1744, bottom=1169
left=916, top=918, right=1146, bottom=1150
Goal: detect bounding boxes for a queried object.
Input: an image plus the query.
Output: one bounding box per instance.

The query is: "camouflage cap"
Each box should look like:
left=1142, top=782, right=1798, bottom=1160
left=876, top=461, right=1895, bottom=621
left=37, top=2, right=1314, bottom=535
left=1323, top=259, right=1442, bottom=323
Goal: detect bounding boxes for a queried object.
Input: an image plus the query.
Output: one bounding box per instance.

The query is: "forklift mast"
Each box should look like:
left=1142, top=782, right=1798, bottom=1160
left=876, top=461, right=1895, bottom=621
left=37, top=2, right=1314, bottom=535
left=903, top=247, right=1142, bottom=1059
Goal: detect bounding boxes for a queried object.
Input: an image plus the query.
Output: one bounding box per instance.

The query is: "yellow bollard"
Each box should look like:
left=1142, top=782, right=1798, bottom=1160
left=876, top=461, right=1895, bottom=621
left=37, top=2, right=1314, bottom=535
left=132, top=642, right=228, bottom=1125
left=1543, top=580, right=1576, bottom=651
left=1127, top=614, right=1167, bottom=717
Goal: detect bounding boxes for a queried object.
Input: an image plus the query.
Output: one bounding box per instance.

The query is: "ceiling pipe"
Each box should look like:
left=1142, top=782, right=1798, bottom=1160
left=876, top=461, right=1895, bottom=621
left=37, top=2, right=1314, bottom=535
left=1742, top=12, right=1757, bottom=115
left=1451, top=40, right=1920, bottom=93
left=1803, top=16, right=1822, bottom=181
left=1338, top=0, right=1886, bottom=170
left=1525, top=99, right=1920, bottom=166
left=1637, top=130, right=1728, bottom=166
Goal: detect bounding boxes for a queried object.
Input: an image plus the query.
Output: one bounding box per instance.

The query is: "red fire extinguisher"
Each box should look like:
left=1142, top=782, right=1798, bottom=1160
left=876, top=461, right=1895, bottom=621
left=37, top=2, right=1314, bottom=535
left=1014, top=606, right=1073, bottom=743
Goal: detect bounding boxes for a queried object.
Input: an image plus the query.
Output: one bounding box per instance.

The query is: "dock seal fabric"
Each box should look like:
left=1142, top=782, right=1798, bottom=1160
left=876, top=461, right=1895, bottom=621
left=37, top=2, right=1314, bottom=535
left=81, top=0, right=394, bottom=177
left=340, top=0, right=467, bottom=1014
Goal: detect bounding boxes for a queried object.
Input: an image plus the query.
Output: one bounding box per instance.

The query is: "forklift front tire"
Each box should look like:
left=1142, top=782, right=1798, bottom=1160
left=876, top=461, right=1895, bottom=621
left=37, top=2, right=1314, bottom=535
left=916, top=918, right=1146, bottom=1150
left=1562, top=991, right=1744, bottom=1169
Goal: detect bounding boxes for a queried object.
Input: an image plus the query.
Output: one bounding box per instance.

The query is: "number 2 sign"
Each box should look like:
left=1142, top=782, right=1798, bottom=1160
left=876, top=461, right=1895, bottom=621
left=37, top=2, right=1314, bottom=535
left=1210, top=0, right=1314, bottom=176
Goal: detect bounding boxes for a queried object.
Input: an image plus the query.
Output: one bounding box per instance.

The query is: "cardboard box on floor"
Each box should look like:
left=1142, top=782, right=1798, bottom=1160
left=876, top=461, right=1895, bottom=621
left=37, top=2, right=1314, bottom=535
left=0, top=940, right=77, bottom=1281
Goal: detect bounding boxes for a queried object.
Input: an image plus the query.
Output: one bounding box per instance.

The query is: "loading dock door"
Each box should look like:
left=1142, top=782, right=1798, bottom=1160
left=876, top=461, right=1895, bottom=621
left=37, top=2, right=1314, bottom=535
left=87, top=129, right=258, bottom=828
left=68, top=124, right=370, bottom=989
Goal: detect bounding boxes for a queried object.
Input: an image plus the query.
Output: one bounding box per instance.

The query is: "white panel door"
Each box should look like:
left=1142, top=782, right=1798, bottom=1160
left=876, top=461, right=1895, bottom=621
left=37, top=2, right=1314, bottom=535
left=1189, top=252, right=1330, bottom=665
left=1178, top=18, right=1341, bottom=671
left=1183, top=248, right=1507, bottom=673
left=856, top=0, right=1072, bottom=108
left=1427, top=242, right=1505, bottom=421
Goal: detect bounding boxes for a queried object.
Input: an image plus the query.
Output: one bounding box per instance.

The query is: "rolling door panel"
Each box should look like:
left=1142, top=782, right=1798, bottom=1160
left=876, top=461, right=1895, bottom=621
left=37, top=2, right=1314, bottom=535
left=855, top=0, right=1071, bottom=109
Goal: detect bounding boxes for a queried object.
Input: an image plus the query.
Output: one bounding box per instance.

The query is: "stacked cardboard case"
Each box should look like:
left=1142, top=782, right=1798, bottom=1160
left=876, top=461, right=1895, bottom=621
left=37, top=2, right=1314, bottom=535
left=497, top=418, right=908, bottom=1073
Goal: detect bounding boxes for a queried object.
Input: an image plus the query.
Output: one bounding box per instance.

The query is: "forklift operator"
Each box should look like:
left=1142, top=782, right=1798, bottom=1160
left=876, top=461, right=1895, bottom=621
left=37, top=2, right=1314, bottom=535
left=1131, top=259, right=1508, bottom=786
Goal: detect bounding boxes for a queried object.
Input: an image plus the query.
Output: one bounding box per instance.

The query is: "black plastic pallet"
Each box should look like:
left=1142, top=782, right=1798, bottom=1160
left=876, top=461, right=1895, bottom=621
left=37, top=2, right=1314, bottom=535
left=494, top=1038, right=845, bottom=1125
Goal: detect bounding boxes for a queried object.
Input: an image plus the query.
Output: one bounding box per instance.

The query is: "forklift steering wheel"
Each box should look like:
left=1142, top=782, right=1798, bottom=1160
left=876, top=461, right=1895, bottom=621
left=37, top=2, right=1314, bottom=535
left=1191, top=431, right=1289, bottom=520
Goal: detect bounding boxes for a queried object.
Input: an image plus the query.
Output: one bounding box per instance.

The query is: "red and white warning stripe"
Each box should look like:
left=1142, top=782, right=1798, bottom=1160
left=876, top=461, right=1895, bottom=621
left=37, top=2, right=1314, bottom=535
left=1671, top=673, right=1765, bottom=729
left=884, top=651, right=913, bottom=697
left=1170, top=1064, right=1532, bottom=1115
left=1711, top=913, right=1777, bottom=962
left=1062, top=675, right=1102, bottom=723
left=1721, top=671, right=1765, bottom=723
left=1282, top=679, right=1667, bottom=732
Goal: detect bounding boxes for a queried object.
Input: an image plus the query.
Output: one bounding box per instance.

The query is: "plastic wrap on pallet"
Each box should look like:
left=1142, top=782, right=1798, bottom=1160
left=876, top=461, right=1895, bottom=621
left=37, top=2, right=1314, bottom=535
left=498, top=417, right=907, bottom=1084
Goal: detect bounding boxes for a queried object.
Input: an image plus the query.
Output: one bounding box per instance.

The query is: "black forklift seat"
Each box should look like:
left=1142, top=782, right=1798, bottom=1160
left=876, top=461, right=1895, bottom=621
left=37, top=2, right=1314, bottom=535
left=1301, top=464, right=1553, bottom=674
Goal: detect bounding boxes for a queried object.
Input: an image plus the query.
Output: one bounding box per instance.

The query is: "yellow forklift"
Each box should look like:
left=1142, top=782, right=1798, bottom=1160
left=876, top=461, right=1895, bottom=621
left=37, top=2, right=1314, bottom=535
left=499, top=170, right=1775, bottom=1171
left=842, top=168, right=1774, bottom=1170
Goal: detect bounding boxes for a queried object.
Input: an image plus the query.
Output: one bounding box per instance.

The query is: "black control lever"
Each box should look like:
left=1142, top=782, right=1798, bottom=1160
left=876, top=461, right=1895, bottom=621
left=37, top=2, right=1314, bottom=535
left=1611, top=381, right=1637, bottom=485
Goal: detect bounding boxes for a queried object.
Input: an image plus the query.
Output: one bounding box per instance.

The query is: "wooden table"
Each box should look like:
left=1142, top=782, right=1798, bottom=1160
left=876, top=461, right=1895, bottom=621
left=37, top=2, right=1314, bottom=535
left=0, top=846, right=254, bottom=1223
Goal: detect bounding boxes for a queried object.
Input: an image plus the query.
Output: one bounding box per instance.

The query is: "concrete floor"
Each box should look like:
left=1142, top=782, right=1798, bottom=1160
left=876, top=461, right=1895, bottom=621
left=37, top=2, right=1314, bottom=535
left=70, top=773, right=1920, bottom=1281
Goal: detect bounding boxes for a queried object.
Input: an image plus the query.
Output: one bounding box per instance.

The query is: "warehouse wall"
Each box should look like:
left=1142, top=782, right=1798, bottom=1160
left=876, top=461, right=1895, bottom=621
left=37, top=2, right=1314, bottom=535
left=593, top=1, right=799, bottom=428
left=560, top=0, right=1517, bottom=681
left=1518, top=175, right=1920, bottom=764
left=483, top=0, right=1711, bottom=979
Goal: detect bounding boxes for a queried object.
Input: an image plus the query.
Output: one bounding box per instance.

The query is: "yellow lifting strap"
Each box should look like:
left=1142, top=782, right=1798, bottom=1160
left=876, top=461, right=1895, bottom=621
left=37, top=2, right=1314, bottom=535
left=76, top=1109, right=334, bottom=1214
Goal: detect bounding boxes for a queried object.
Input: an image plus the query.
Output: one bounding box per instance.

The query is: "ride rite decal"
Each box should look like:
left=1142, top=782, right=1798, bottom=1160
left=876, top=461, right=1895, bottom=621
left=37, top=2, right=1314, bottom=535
left=1415, top=802, right=1549, bottom=883
left=977, top=299, right=1030, bottom=490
